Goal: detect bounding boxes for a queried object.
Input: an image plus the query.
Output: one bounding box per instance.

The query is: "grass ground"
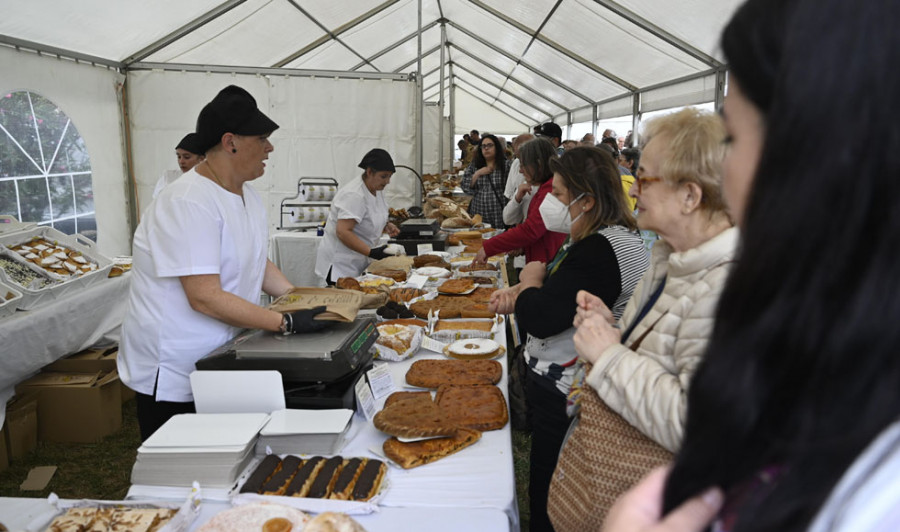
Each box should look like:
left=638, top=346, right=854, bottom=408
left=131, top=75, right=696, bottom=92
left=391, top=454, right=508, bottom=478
left=0, top=399, right=533, bottom=529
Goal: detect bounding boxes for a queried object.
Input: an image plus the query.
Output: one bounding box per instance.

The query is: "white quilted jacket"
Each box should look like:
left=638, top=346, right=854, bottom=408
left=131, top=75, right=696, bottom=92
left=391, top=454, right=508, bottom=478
left=586, top=226, right=739, bottom=452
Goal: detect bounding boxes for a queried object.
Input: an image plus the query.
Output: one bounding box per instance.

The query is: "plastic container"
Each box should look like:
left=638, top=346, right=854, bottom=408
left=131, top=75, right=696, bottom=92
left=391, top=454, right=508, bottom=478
left=0, top=279, right=23, bottom=319
left=0, top=222, right=113, bottom=310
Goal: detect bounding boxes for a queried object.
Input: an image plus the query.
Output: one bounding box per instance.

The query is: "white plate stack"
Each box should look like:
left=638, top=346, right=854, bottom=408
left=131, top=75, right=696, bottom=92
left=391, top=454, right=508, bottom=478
left=256, top=409, right=354, bottom=456
left=131, top=413, right=269, bottom=488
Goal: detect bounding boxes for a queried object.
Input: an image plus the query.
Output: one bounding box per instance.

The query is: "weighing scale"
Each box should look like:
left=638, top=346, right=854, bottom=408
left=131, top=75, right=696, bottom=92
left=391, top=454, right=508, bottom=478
left=196, top=316, right=378, bottom=409
left=390, top=218, right=448, bottom=255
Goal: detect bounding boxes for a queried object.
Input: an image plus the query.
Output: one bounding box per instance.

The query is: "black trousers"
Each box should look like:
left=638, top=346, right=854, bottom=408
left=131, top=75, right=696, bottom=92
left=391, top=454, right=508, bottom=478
left=135, top=391, right=196, bottom=442
left=526, top=370, right=569, bottom=532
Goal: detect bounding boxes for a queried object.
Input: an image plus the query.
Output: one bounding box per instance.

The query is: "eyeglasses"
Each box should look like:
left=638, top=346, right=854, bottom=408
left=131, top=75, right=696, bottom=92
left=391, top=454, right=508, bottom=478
left=635, top=176, right=663, bottom=194
left=481, top=143, right=495, bottom=150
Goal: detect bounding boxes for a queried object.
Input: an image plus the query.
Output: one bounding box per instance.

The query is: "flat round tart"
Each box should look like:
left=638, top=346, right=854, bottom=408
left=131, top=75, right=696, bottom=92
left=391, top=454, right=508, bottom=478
left=197, top=502, right=309, bottom=532
left=443, top=338, right=505, bottom=360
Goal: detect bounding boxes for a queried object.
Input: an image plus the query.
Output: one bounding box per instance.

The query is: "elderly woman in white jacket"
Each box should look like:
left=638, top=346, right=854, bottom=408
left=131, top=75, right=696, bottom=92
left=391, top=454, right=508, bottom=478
left=547, top=108, right=738, bottom=532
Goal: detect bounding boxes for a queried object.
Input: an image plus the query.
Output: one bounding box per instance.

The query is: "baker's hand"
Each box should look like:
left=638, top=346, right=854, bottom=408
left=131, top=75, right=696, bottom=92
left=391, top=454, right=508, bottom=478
left=285, top=306, right=332, bottom=334
left=368, top=245, right=390, bottom=260
left=574, top=289, right=616, bottom=328
left=384, top=222, right=400, bottom=237
left=603, top=467, right=722, bottom=532
left=574, top=312, right=621, bottom=364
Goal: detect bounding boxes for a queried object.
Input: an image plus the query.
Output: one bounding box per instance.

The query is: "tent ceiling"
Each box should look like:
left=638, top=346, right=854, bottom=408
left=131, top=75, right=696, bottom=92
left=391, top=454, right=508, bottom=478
left=0, top=0, right=742, bottom=125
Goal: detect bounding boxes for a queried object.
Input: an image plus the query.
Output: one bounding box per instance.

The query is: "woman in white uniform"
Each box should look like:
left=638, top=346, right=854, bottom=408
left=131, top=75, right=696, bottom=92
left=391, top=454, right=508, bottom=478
left=151, top=132, right=205, bottom=199
left=120, top=86, right=328, bottom=441
left=315, top=149, right=401, bottom=283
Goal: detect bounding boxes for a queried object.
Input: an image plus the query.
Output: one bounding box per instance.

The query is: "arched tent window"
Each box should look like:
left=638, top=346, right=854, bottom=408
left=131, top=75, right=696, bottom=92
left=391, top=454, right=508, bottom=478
left=0, top=91, right=95, bottom=239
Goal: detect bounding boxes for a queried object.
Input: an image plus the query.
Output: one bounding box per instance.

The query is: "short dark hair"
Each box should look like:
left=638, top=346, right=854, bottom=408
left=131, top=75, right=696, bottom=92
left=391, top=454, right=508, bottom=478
left=599, top=136, right=619, bottom=157
left=621, top=147, right=640, bottom=170
left=517, top=138, right=557, bottom=185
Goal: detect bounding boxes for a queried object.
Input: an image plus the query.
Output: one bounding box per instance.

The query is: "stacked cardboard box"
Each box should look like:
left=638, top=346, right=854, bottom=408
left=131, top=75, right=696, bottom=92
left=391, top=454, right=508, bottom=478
left=5, top=393, right=38, bottom=459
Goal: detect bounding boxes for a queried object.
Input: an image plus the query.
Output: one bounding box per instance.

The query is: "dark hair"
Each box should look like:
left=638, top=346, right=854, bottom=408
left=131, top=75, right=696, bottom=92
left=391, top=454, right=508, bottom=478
left=471, top=134, right=507, bottom=170
left=621, top=147, right=640, bottom=171
left=470, top=129, right=479, bottom=136
left=599, top=136, right=619, bottom=157
left=549, top=147, right=637, bottom=240
left=664, top=1, right=900, bottom=530
left=517, top=138, right=557, bottom=185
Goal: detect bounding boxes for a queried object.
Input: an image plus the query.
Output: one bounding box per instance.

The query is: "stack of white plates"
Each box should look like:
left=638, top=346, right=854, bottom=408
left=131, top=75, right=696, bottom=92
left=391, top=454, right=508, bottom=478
left=256, top=409, right=354, bottom=456
left=131, top=413, right=269, bottom=488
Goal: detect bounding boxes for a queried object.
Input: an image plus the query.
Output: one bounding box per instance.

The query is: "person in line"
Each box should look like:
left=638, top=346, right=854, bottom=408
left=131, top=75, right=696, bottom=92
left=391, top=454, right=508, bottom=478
left=119, top=86, right=328, bottom=442
left=548, top=108, right=738, bottom=532
left=604, top=0, right=900, bottom=530
left=619, top=147, right=640, bottom=175
left=151, top=133, right=205, bottom=199
left=461, top=134, right=511, bottom=229
left=539, top=122, right=565, bottom=155
left=501, top=133, right=534, bottom=227
left=475, top=138, right=567, bottom=265
left=488, top=147, right=650, bottom=532
left=314, top=149, right=401, bottom=283
left=581, top=133, right=596, bottom=146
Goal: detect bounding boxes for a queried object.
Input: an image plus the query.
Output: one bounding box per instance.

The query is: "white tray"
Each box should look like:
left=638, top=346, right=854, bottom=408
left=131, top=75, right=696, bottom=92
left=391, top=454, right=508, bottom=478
left=0, top=278, right=22, bottom=319
left=0, top=224, right=113, bottom=310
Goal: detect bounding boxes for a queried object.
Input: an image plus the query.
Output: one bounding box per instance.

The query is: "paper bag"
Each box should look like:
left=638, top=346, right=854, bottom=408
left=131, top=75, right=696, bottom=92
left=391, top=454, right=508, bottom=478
left=269, top=287, right=363, bottom=322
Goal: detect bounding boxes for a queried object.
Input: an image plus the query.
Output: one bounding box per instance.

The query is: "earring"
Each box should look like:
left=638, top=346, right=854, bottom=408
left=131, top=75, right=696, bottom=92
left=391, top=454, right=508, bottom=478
left=232, top=148, right=237, bottom=153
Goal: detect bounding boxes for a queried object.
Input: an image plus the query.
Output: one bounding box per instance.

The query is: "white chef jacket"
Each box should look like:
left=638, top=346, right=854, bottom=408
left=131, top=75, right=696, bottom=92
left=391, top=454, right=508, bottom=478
left=152, top=169, right=181, bottom=199
left=315, top=176, right=388, bottom=280
left=502, top=158, right=537, bottom=226
left=118, top=169, right=268, bottom=402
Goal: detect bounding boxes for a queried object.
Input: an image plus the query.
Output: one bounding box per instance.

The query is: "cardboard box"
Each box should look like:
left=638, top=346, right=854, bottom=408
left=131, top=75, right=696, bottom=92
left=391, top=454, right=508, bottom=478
left=5, top=393, right=38, bottom=459
left=0, top=425, right=9, bottom=472
left=16, top=370, right=122, bottom=443
left=45, top=347, right=134, bottom=403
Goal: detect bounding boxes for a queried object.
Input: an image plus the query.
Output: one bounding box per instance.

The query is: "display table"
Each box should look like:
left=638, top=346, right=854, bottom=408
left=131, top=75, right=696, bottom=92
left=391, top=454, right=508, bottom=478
left=0, top=497, right=509, bottom=531
left=0, top=274, right=130, bottom=427
left=268, top=231, right=326, bottom=287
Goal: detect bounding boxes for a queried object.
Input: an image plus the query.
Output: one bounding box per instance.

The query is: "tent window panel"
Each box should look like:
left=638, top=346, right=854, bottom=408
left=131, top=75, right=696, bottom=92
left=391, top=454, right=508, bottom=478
left=0, top=91, right=95, bottom=237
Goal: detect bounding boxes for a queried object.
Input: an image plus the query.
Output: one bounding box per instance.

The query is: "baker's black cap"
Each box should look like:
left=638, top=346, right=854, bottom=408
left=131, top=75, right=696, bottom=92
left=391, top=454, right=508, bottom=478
left=195, top=85, right=279, bottom=153
left=358, top=148, right=395, bottom=172
left=175, top=132, right=204, bottom=155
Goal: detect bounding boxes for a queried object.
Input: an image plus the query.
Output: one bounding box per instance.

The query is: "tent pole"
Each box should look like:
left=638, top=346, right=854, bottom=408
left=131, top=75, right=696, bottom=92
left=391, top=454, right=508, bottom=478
left=449, top=70, right=456, bottom=166
left=439, top=22, right=447, bottom=175
left=592, top=105, right=598, bottom=140
left=118, top=80, right=139, bottom=236
left=631, top=93, right=641, bottom=147
left=715, top=69, right=727, bottom=111
left=416, top=0, right=423, bottom=203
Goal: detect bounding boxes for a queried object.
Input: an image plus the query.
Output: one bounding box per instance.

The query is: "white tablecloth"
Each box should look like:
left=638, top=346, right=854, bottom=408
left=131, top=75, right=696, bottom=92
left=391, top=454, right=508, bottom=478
left=268, top=231, right=326, bottom=287
left=0, top=497, right=509, bottom=531
left=0, top=274, right=130, bottom=427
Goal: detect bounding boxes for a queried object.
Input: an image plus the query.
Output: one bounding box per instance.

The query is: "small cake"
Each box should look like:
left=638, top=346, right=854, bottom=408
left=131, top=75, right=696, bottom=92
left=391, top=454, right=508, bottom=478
left=434, top=320, right=494, bottom=332
left=446, top=338, right=502, bottom=360
left=336, top=277, right=362, bottom=291
left=460, top=303, right=495, bottom=319
left=304, top=512, right=367, bottom=532
left=196, top=502, right=309, bottom=532
left=438, top=278, right=475, bottom=295
left=376, top=323, right=416, bottom=354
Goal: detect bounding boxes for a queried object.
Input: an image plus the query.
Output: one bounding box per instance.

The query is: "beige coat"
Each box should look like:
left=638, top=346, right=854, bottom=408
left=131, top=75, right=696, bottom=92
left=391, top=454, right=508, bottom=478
left=586, top=226, right=739, bottom=452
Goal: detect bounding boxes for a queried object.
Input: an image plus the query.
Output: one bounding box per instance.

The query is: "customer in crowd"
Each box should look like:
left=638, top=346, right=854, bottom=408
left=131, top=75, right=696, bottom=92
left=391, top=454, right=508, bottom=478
left=151, top=132, right=205, bottom=199
left=603, top=0, right=900, bottom=531
left=539, top=122, right=565, bottom=155
left=315, top=148, right=401, bottom=283
left=502, top=133, right=535, bottom=226
left=599, top=139, right=637, bottom=210
left=547, top=108, right=738, bottom=532
left=581, top=133, right=596, bottom=146
left=562, top=140, right=578, bottom=151
left=475, top=138, right=566, bottom=264
left=619, top=147, right=641, bottom=175
left=488, top=147, right=650, bottom=532
left=120, top=86, right=328, bottom=442
left=602, top=128, right=617, bottom=140
left=461, top=134, right=511, bottom=229
left=457, top=139, right=470, bottom=166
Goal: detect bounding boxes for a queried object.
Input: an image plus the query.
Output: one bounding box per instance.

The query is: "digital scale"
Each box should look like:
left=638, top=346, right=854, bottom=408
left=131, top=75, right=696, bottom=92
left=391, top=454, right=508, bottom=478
left=196, top=316, right=378, bottom=409
left=390, top=218, right=447, bottom=255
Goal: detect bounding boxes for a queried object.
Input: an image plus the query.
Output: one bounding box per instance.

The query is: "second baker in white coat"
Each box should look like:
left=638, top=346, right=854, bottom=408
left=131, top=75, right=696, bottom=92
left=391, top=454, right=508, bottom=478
left=315, top=148, right=401, bottom=283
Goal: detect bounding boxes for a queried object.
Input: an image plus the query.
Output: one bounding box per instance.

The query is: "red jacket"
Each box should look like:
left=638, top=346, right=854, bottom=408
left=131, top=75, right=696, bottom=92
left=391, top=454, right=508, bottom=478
left=482, top=179, right=567, bottom=264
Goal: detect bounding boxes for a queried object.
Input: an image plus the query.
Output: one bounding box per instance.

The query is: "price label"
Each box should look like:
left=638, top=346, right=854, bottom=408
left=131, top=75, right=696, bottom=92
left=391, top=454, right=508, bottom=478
left=366, top=363, right=395, bottom=400
left=354, top=377, right=377, bottom=420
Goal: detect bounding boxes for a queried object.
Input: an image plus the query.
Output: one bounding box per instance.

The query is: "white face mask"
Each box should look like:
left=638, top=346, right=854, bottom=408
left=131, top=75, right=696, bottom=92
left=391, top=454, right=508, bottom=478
left=540, top=192, right=585, bottom=233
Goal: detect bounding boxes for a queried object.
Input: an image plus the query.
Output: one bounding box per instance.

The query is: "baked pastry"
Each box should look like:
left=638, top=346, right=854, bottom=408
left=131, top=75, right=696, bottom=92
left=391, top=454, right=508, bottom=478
left=351, top=459, right=387, bottom=501
left=460, top=303, right=495, bottom=319
left=306, top=456, right=345, bottom=498
left=436, top=384, right=509, bottom=431
left=413, top=254, right=447, bottom=268
left=434, top=320, right=494, bottom=332
left=459, top=262, right=497, bottom=272
left=370, top=269, right=407, bottom=282
left=384, top=391, right=433, bottom=408
left=240, top=454, right=282, bottom=493
left=467, top=276, right=495, bottom=286
left=284, top=456, right=325, bottom=497
left=445, top=338, right=503, bottom=360
left=438, top=278, right=475, bottom=294
left=389, top=287, right=426, bottom=303
left=373, top=396, right=457, bottom=438
left=336, top=277, right=362, bottom=291
left=262, top=455, right=303, bottom=495
left=375, top=323, right=417, bottom=355
left=441, top=216, right=471, bottom=229
left=405, top=359, right=502, bottom=388
left=375, top=300, right=414, bottom=319
left=196, top=503, right=309, bottom=532
left=47, top=507, right=178, bottom=532
left=304, top=512, right=367, bottom=532
left=410, top=298, right=459, bottom=319
left=468, top=287, right=497, bottom=304
left=328, top=458, right=364, bottom=501
left=383, top=428, right=482, bottom=469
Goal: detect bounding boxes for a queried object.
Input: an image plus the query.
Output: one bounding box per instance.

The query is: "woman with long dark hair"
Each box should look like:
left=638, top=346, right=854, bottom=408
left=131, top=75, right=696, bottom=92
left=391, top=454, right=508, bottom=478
left=461, top=134, right=511, bottom=229
left=603, top=0, right=900, bottom=530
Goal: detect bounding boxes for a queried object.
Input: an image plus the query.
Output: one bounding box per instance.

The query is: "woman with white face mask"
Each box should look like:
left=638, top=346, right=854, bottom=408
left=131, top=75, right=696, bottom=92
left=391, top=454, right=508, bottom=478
left=546, top=108, right=738, bottom=532
left=488, top=146, right=649, bottom=532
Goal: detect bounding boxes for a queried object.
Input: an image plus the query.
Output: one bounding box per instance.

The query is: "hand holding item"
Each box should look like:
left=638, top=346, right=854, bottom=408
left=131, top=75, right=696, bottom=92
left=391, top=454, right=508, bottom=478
left=474, top=248, right=488, bottom=264
left=369, top=245, right=390, bottom=260
left=574, top=289, right=616, bottom=328
left=284, top=306, right=332, bottom=334
left=488, top=286, right=520, bottom=315
left=603, top=467, right=722, bottom=532
left=574, top=312, right=622, bottom=364
left=518, top=261, right=547, bottom=288
left=384, top=243, right=406, bottom=256
left=384, top=222, right=401, bottom=237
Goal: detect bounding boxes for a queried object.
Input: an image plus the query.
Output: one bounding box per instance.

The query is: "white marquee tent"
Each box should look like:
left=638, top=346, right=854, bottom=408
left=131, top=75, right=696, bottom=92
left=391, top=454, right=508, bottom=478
left=0, top=0, right=743, bottom=256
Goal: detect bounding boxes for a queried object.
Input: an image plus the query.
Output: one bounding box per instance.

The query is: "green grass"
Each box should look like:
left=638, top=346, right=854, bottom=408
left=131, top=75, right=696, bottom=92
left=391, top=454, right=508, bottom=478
left=512, top=428, right=531, bottom=531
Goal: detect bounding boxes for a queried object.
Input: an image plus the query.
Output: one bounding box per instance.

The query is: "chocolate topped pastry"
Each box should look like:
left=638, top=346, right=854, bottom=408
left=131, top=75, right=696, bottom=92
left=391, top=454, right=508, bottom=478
left=284, top=456, right=325, bottom=497
left=329, top=458, right=364, bottom=500
left=306, top=456, right=345, bottom=498
left=351, top=459, right=386, bottom=501
left=261, top=455, right=303, bottom=495
left=240, top=454, right=282, bottom=493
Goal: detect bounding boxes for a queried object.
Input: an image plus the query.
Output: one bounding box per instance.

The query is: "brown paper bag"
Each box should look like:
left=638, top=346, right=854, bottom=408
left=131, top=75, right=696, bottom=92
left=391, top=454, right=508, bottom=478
left=269, top=287, right=363, bottom=322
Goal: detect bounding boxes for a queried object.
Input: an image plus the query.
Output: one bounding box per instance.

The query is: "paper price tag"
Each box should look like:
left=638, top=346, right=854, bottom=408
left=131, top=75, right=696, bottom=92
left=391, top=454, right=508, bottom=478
left=354, top=377, right=377, bottom=420
left=366, top=363, right=395, bottom=400
left=421, top=335, right=448, bottom=354
left=417, top=243, right=434, bottom=255
left=406, top=273, right=428, bottom=289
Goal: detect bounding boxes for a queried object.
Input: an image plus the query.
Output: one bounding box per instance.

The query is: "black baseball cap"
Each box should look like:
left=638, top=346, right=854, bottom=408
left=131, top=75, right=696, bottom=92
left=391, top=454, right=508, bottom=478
left=358, top=148, right=396, bottom=172
left=175, top=132, right=204, bottom=155
left=539, top=122, right=562, bottom=140
left=195, top=85, right=279, bottom=154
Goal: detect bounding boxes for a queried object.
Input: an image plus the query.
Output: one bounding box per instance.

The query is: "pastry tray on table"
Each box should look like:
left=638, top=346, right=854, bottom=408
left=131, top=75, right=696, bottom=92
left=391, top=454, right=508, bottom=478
left=0, top=278, right=22, bottom=319
left=0, top=221, right=113, bottom=310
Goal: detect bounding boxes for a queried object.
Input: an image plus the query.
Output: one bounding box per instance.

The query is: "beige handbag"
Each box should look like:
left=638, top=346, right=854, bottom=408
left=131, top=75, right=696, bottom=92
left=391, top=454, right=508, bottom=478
left=547, top=365, right=673, bottom=532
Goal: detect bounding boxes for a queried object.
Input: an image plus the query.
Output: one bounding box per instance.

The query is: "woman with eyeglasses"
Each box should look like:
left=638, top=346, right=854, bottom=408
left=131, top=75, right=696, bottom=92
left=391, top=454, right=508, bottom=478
left=546, top=108, right=738, bottom=532
left=489, top=147, right=650, bottom=532
left=461, top=133, right=511, bottom=229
